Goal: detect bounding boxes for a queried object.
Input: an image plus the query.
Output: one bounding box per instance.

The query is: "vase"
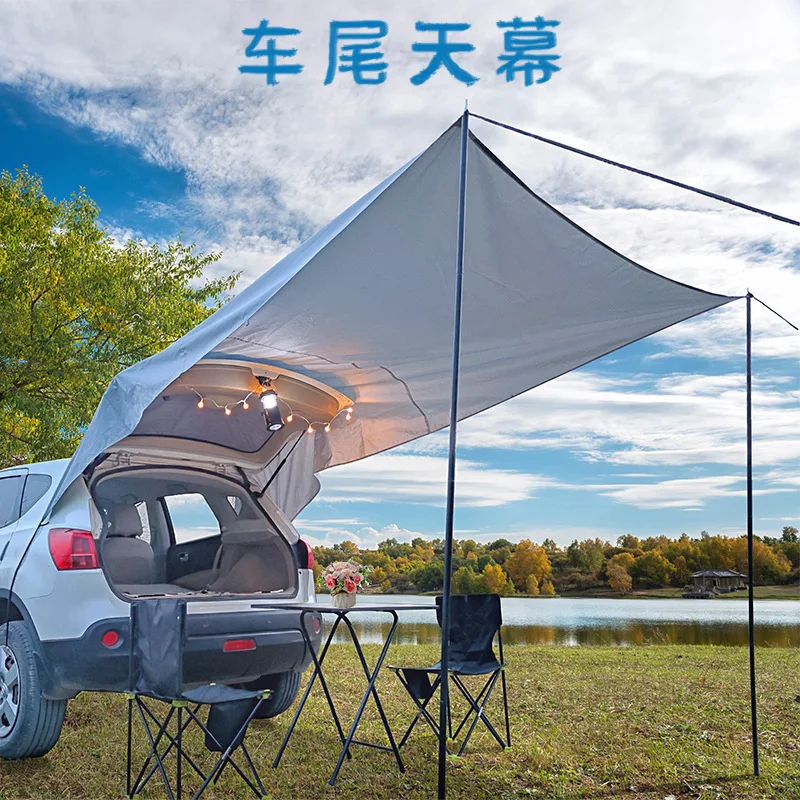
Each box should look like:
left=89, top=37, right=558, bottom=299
left=331, top=591, right=356, bottom=609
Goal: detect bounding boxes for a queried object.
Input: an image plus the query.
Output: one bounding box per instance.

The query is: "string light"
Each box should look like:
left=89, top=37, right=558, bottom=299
left=180, top=379, right=355, bottom=434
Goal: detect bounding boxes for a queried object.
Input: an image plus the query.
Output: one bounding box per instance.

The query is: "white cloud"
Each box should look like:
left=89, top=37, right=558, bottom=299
left=316, top=453, right=558, bottom=507
left=407, top=370, right=800, bottom=471
left=589, top=475, right=793, bottom=511
left=295, top=521, right=430, bottom=549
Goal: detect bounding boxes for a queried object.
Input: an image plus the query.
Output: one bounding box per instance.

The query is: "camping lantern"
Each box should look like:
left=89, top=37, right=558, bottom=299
left=260, top=389, right=284, bottom=431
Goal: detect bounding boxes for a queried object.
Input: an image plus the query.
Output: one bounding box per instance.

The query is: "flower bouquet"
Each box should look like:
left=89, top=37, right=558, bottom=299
left=320, top=561, right=370, bottom=609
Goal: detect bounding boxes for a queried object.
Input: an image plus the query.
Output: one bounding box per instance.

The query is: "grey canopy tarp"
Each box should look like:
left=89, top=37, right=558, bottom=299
left=45, top=119, right=737, bottom=518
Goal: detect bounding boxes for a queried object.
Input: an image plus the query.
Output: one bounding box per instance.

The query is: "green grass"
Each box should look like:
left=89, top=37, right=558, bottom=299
left=1, top=645, right=798, bottom=799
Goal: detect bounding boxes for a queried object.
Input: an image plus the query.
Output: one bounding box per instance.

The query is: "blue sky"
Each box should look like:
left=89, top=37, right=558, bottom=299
left=1, top=1, right=797, bottom=548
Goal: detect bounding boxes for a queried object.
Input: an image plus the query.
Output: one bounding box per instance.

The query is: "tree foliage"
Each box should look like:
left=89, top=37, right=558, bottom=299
left=505, top=539, right=551, bottom=592
left=311, top=525, right=798, bottom=596
left=0, top=167, right=238, bottom=467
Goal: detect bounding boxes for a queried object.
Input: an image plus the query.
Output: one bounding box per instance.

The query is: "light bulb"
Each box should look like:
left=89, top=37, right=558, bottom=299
left=286, top=414, right=294, bottom=423
left=260, top=389, right=278, bottom=410
left=242, top=400, right=250, bottom=410
left=307, top=424, right=314, bottom=434
left=224, top=406, right=232, bottom=416
left=347, top=407, right=354, bottom=414
left=197, top=399, right=204, bottom=409
left=324, top=423, right=331, bottom=433
left=345, top=412, right=352, bottom=421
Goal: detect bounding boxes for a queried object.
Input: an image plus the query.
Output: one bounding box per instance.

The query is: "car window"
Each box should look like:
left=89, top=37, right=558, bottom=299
left=20, top=474, right=53, bottom=517
left=163, top=493, right=221, bottom=544
left=0, top=476, right=24, bottom=528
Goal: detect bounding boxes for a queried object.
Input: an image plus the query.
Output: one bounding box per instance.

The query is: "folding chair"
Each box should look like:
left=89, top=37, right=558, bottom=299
left=125, top=599, right=269, bottom=799
left=389, top=594, right=510, bottom=756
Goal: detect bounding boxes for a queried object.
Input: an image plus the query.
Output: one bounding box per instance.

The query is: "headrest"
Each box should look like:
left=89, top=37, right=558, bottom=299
left=220, top=520, right=274, bottom=546
left=111, top=505, right=143, bottom=538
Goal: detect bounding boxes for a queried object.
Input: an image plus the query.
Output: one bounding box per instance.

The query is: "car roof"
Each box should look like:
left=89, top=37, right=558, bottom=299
left=0, top=458, right=70, bottom=478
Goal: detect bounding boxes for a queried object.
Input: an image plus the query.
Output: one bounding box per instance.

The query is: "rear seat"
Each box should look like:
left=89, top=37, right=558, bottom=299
left=173, top=520, right=289, bottom=594
left=103, top=505, right=156, bottom=585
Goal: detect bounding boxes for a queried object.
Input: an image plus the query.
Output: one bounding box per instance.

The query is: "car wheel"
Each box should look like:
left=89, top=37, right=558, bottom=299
left=240, top=671, right=301, bottom=719
left=0, top=621, right=67, bottom=760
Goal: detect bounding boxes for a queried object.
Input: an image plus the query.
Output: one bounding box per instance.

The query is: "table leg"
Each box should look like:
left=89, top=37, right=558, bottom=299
left=329, top=611, right=403, bottom=785
left=273, top=612, right=352, bottom=768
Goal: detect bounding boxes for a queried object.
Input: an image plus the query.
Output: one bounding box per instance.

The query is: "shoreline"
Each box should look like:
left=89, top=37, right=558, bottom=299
left=353, top=583, right=800, bottom=601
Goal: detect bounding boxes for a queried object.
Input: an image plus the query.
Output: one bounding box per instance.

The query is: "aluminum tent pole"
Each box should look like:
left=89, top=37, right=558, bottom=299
left=438, top=105, right=470, bottom=800
left=746, top=293, right=760, bottom=777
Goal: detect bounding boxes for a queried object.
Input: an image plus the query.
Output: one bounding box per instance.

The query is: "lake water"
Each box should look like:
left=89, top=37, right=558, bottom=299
left=322, top=594, right=799, bottom=647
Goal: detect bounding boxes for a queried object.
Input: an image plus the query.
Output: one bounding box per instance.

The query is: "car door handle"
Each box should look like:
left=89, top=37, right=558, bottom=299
left=178, top=552, right=190, bottom=563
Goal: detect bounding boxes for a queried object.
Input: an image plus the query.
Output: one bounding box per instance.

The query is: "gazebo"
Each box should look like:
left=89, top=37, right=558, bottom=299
left=690, top=569, right=748, bottom=593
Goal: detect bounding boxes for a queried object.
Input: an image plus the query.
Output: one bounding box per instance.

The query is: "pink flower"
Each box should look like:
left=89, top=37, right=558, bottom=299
left=353, top=573, right=362, bottom=585
left=344, top=579, right=356, bottom=594
left=325, top=575, right=336, bottom=588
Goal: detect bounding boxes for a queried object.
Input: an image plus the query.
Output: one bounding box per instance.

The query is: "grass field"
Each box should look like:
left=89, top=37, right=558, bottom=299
left=1, top=645, right=798, bottom=799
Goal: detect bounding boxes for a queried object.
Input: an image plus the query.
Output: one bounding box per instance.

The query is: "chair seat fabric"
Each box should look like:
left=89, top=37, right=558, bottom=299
left=392, top=659, right=503, bottom=676
left=182, top=685, right=264, bottom=705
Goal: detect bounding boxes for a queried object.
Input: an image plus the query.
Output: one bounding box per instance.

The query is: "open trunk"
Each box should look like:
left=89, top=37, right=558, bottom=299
left=90, top=466, right=299, bottom=601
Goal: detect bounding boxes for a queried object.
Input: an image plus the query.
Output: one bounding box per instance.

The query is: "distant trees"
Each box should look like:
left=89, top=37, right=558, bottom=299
left=311, top=525, right=799, bottom=596
left=481, top=563, right=514, bottom=595
left=631, top=550, right=675, bottom=587
left=607, top=562, right=632, bottom=595
left=505, top=540, right=551, bottom=593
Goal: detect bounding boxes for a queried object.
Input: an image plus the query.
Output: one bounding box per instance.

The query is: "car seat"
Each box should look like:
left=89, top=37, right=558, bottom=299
left=103, top=505, right=156, bottom=585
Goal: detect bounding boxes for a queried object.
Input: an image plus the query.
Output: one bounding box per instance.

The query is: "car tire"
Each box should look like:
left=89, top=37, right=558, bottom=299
left=240, top=671, right=301, bottom=719
left=0, top=621, right=67, bottom=760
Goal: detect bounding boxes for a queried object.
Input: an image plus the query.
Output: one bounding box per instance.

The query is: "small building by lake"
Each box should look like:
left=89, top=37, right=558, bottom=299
left=688, top=569, right=748, bottom=594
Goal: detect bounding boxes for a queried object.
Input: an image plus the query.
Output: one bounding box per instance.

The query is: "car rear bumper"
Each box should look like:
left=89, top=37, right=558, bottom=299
left=37, top=607, right=322, bottom=700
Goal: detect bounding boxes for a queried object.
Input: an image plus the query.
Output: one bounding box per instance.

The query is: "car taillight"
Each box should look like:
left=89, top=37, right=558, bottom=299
left=223, top=638, right=256, bottom=653
left=48, top=528, right=99, bottom=570
left=298, top=538, right=315, bottom=570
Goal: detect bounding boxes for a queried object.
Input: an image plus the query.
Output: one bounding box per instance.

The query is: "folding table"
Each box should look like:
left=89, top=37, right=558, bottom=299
left=255, top=602, right=436, bottom=785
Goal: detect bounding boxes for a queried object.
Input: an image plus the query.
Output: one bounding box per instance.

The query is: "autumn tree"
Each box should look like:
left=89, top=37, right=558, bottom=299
left=0, top=167, right=237, bottom=466
left=606, top=552, right=635, bottom=594
left=481, top=563, right=514, bottom=596
left=672, top=555, right=691, bottom=586
left=731, top=537, right=791, bottom=584
left=607, top=562, right=632, bottom=594
left=505, top=539, right=552, bottom=593
left=631, top=550, right=675, bottom=587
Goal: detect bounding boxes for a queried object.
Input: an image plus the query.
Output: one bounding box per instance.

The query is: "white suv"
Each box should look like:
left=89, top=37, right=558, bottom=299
left=0, top=457, right=320, bottom=760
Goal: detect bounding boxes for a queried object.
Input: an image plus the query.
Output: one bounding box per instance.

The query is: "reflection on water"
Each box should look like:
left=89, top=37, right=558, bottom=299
left=321, top=595, right=799, bottom=647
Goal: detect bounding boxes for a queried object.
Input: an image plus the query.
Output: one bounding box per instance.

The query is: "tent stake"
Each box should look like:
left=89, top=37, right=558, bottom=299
left=438, top=105, right=470, bottom=800
left=746, top=293, right=759, bottom=777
